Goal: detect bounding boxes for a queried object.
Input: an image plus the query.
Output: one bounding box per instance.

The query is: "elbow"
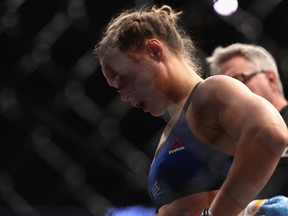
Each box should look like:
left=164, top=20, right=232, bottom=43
left=268, top=125, right=288, bottom=157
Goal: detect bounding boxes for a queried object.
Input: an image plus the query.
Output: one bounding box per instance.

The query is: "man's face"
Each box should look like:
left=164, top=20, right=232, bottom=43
left=218, top=55, right=271, bottom=100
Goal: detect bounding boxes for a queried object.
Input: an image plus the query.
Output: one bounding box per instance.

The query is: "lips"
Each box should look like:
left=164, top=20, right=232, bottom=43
left=130, top=99, right=144, bottom=108
left=135, top=100, right=145, bottom=108
left=133, top=100, right=149, bottom=112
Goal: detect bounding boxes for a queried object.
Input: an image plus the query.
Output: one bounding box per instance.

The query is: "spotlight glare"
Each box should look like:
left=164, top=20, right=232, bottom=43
left=213, top=0, right=238, bottom=16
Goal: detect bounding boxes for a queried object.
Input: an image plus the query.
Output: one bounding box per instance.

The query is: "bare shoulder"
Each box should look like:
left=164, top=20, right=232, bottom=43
left=193, top=74, right=281, bottom=124
left=200, top=75, right=252, bottom=97
left=192, top=75, right=253, bottom=108
left=199, top=75, right=284, bottom=128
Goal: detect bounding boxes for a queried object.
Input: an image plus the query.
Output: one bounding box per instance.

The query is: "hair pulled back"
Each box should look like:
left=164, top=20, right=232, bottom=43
left=94, top=4, right=200, bottom=71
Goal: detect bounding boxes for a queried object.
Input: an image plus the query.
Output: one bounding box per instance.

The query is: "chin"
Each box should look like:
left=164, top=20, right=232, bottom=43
left=149, top=110, right=166, bottom=117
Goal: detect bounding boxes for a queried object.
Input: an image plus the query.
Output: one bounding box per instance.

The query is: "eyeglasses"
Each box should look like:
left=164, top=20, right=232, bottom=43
left=232, top=70, right=266, bottom=83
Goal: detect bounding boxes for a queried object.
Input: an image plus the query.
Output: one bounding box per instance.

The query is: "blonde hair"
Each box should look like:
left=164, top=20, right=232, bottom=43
left=94, top=4, right=201, bottom=73
left=207, top=43, right=284, bottom=94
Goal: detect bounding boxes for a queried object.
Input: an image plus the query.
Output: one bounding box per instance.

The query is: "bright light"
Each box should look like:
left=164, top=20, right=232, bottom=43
left=213, top=0, right=238, bottom=16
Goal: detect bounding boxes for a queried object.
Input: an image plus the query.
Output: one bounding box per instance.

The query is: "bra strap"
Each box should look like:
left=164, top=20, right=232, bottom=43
left=183, top=81, right=202, bottom=112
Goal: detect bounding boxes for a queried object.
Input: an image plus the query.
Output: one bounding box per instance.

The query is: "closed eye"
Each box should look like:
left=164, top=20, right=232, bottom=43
left=116, top=74, right=130, bottom=90
left=118, top=75, right=127, bottom=82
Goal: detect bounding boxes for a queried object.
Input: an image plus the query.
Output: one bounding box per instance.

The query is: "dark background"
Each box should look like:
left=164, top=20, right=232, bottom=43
left=0, top=0, right=287, bottom=215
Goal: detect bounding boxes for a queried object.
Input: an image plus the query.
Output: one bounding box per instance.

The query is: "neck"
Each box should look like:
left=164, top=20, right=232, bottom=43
left=162, top=53, right=203, bottom=118
left=166, top=78, right=202, bottom=122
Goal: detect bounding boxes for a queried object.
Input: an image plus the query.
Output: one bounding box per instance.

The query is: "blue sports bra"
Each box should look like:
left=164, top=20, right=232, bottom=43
left=147, top=82, right=232, bottom=211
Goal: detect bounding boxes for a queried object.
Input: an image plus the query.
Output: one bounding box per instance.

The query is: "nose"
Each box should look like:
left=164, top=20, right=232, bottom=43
left=108, top=77, right=121, bottom=90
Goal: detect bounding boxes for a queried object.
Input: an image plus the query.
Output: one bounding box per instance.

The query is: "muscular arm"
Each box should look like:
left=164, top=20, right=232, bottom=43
left=202, top=76, right=288, bottom=216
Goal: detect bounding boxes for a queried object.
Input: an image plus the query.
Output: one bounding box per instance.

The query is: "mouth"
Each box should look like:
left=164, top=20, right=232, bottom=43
left=135, top=100, right=145, bottom=108
left=134, top=100, right=150, bottom=112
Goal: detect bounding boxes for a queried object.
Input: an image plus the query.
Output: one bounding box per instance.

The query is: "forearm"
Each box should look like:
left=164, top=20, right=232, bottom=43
left=209, top=134, right=285, bottom=215
left=209, top=176, right=262, bottom=216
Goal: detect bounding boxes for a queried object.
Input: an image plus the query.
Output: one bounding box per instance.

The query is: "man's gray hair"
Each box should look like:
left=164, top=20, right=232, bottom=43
left=207, top=43, right=284, bottom=94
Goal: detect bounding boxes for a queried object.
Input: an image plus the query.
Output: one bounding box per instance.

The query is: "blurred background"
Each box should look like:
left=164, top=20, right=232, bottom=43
left=0, top=0, right=287, bottom=215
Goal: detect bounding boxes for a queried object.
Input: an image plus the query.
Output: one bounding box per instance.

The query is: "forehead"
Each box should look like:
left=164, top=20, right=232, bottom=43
left=101, top=48, right=132, bottom=73
left=219, top=55, right=255, bottom=75
left=101, top=48, right=129, bottom=68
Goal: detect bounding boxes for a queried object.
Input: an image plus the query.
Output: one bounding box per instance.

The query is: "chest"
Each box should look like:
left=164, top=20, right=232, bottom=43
left=147, top=116, right=232, bottom=204
left=156, top=113, right=224, bottom=157
left=153, top=119, right=229, bottom=178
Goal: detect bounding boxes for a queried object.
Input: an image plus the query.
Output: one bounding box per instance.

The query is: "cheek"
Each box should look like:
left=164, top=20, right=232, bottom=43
left=246, top=80, right=266, bottom=96
left=246, top=82, right=260, bottom=94
left=133, top=72, right=156, bottom=94
left=130, top=60, right=161, bottom=95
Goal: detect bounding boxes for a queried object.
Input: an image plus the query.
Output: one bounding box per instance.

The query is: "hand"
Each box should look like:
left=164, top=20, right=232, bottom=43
left=243, top=195, right=288, bottom=216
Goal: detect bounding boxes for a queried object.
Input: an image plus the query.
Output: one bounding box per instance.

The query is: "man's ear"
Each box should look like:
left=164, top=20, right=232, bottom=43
left=147, top=39, right=163, bottom=61
left=265, top=70, right=278, bottom=91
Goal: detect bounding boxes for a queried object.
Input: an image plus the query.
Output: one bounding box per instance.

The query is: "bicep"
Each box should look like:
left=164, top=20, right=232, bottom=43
left=209, top=77, right=284, bottom=152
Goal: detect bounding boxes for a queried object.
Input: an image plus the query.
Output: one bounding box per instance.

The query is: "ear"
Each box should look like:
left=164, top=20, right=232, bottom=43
left=265, top=70, right=278, bottom=91
left=147, top=39, right=163, bottom=61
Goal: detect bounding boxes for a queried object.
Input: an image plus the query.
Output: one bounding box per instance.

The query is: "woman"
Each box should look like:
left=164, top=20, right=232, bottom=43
left=93, top=4, right=288, bottom=216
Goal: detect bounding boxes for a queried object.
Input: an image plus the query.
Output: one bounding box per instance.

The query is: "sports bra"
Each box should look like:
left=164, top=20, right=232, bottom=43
left=147, top=82, right=232, bottom=212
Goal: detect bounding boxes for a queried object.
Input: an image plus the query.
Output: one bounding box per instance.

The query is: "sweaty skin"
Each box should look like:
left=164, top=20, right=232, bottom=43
left=101, top=41, right=288, bottom=215
left=96, top=6, right=288, bottom=214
